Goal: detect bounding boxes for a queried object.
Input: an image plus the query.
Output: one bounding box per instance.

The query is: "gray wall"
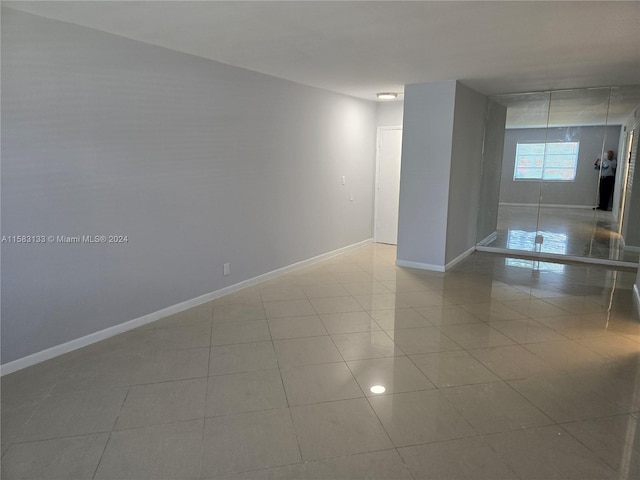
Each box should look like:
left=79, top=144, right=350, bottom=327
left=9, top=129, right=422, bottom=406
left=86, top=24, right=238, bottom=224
left=445, top=83, right=488, bottom=264
left=376, top=101, right=404, bottom=127
left=476, top=100, right=507, bottom=242
left=1, top=9, right=377, bottom=364
left=397, top=81, right=456, bottom=268
left=500, top=125, right=622, bottom=206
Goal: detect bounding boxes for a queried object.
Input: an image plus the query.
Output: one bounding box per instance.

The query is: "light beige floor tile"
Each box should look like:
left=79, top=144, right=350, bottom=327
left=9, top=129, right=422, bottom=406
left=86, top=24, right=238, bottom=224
left=225, top=449, right=412, bottom=480
left=259, top=286, right=307, bottom=302
left=320, top=311, right=381, bottom=334
left=524, top=340, right=610, bottom=372
left=534, top=314, right=616, bottom=339
left=213, top=303, right=266, bottom=323
left=347, top=356, right=434, bottom=395
left=488, top=318, right=568, bottom=344
left=211, top=320, right=271, bottom=345
left=542, top=295, right=608, bottom=314
left=368, top=390, right=476, bottom=446
left=264, top=299, right=316, bottom=319
left=1, top=357, right=70, bottom=403
left=508, top=374, right=629, bottom=423
left=117, top=378, right=207, bottom=429
left=342, top=281, right=392, bottom=296
left=96, top=420, right=203, bottom=480
left=442, top=287, right=493, bottom=305
left=309, top=296, right=364, bottom=314
left=562, top=415, right=640, bottom=474
left=290, top=398, right=392, bottom=460
left=353, top=293, right=407, bottom=311
left=20, top=387, right=128, bottom=442
left=576, top=336, right=640, bottom=360
left=0, top=397, right=42, bottom=445
left=396, top=291, right=447, bottom=307
left=441, top=382, right=554, bottom=434
left=458, top=301, right=528, bottom=321
left=490, top=286, right=533, bottom=302
left=280, top=363, right=363, bottom=406
left=267, top=315, right=328, bottom=339
left=131, top=323, right=212, bottom=350
left=202, top=409, right=301, bottom=476
left=302, top=284, right=350, bottom=298
left=213, top=289, right=263, bottom=307
left=484, top=425, right=617, bottom=479
left=1, top=434, right=109, bottom=480
left=331, top=331, right=402, bottom=361
left=502, top=299, right=571, bottom=317
left=331, top=271, right=374, bottom=283
left=273, top=336, right=343, bottom=367
left=206, top=369, right=287, bottom=417
left=468, top=345, right=551, bottom=380
left=209, top=341, right=278, bottom=375
left=440, top=323, right=516, bottom=349
left=410, top=350, right=501, bottom=387
left=154, top=302, right=213, bottom=328
left=398, top=437, right=519, bottom=480
left=370, top=308, right=432, bottom=329
left=388, top=326, right=463, bottom=355
left=415, top=305, right=482, bottom=325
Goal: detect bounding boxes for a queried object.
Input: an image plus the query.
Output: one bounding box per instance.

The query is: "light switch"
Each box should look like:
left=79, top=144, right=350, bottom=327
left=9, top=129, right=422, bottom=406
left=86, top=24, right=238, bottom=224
left=341, top=176, right=346, bottom=185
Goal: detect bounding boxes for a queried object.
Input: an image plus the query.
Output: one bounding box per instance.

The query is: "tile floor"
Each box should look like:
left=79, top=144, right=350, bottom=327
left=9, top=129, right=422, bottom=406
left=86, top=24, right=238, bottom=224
left=2, top=244, right=639, bottom=479
left=485, top=205, right=640, bottom=264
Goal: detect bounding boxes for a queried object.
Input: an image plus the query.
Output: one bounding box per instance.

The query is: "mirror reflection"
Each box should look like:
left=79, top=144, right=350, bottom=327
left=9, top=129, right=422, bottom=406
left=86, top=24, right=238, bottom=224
left=477, top=85, right=640, bottom=266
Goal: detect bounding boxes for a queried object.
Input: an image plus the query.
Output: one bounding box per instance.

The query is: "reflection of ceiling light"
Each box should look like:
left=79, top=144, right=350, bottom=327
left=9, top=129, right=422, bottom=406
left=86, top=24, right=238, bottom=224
left=376, top=92, right=398, bottom=100
left=370, top=385, right=386, bottom=394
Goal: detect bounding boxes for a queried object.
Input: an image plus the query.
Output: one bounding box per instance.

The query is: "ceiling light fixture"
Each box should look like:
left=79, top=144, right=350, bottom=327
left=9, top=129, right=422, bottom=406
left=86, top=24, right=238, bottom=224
left=370, top=385, right=386, bottom=394
left=376, top=92, right=398, bottom=100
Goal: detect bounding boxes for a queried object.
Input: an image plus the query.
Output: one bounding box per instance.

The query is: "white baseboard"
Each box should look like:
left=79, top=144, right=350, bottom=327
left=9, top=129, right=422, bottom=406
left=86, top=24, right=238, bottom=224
left=396, top=259, right=446, bottom=273
left=477, top=231, right=497, bottom=246
left=1, top=238, right=373, bottom=376
left=499, top=203, right=594, bottom=210
left=445, top=246, right=476, bottom=270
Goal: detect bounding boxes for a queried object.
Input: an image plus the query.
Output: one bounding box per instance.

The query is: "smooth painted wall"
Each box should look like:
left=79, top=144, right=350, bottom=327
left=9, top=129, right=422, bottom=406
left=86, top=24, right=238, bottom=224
left=397, top=81, right=456, bottom=268
left=376, top=101, right=404, bottom=127
left=477, top=100, right=507, bottom=243
left=1, top=9, right=377, bottom=364
left=500, top=125, right=621, bottom=206
left=445, top=82, right=488, bottom=264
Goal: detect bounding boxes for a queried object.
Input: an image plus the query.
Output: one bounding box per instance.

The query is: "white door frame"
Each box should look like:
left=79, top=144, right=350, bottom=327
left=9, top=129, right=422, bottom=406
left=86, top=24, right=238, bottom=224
left=374, top=126, right=403, bottom=243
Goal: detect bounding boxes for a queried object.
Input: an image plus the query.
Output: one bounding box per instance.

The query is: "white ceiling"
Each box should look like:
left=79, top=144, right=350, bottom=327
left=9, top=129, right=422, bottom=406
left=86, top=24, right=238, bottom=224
left=5, top=0, right=640, bottom=102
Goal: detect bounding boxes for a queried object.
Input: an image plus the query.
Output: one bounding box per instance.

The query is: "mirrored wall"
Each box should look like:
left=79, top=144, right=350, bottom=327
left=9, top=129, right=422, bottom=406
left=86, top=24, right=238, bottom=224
left=477, top=85, right=640, bottom=267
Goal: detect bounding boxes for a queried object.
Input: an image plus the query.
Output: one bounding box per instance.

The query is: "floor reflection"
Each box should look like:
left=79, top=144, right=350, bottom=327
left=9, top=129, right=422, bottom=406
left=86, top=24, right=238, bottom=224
left=485, top=205, right=639, bottom=264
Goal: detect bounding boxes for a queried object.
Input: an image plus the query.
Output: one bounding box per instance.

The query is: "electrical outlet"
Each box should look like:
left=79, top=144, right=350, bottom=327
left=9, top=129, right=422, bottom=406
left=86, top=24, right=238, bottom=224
left=223, top=263, right=230, bottom=276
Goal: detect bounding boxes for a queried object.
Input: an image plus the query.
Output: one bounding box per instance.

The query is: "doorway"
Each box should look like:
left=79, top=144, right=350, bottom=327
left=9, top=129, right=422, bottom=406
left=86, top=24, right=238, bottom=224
left=375, top=126, right=402, bottom=245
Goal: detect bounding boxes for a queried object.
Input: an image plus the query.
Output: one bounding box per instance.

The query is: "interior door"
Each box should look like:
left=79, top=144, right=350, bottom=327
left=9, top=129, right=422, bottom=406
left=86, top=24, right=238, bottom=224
left=375, top=127, right=402, bottom=245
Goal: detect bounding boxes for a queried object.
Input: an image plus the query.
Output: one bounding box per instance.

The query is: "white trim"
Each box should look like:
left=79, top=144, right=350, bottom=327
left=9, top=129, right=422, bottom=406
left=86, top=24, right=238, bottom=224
left=499, top=203, right=595, bottom=210
left=373, top=125, right=402, bottom=244
left=475, top=245, right=639, bottom=269
left=396, top=259, right=445, bottom=272
left=634, top=284, right=640, bottom=318
left=445, top=246, right=476, bottom=270
left=1, top=238, right=373, bottom=376
left=477, top=231, right=497, bottom=246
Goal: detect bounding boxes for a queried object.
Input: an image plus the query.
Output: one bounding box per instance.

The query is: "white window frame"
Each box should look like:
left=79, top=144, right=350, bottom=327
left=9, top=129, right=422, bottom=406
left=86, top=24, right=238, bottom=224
left=513, top=142, right=580, bottom=181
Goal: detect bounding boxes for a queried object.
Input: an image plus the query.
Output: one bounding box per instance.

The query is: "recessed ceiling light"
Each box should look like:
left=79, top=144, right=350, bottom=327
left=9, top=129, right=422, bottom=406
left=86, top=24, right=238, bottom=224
left=376, top=92, right=398, bottom=100
left=370, top=385, right=386, bottom=394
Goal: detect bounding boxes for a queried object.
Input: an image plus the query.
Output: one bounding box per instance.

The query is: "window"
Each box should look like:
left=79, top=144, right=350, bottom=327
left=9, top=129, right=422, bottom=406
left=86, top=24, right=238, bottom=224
left=513, top=142, right=579, bottom=181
